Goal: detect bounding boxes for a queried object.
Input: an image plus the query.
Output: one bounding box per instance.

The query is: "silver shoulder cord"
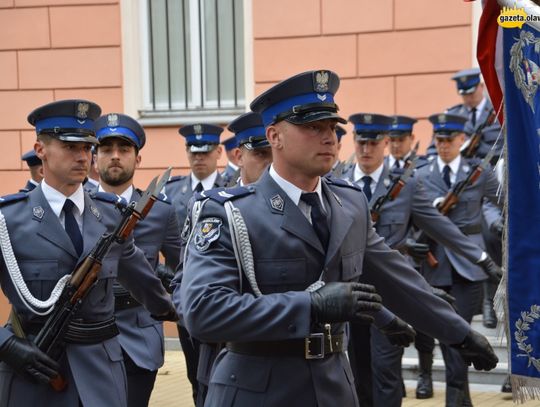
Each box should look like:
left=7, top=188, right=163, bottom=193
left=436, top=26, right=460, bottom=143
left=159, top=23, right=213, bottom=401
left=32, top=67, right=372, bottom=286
left=0, top=209, right=70, bottom=316
left=184, top=200, right=325, bottom=297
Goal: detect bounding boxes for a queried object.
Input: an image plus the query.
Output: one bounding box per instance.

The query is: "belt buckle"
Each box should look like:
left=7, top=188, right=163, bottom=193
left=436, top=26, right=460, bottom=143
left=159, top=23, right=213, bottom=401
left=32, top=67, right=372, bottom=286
left=305, top=333, right=325, bottom=360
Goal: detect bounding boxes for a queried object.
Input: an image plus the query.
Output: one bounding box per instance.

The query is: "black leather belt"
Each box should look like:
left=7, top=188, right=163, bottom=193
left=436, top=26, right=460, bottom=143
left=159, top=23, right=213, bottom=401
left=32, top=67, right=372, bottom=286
left=115, top=293, right=140, bottom=311
left=22, top=317, right=119, bottom=345
left=459, top=224, right=482, bottom=235
left=226, top=332, right=345, bottom=360
left=64, top=317, right=119, bottom=344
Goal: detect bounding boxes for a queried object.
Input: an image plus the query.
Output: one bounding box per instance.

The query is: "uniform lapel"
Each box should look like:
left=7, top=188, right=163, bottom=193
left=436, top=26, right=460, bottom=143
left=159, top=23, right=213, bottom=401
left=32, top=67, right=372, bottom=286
left=323, top=180, right=354, bottom=265
left=80, top=193, right=107, bottom=259
left=429, top=162, right=450, bottom=193
left=371, top=165, right=390, bottom=205
left=257, top=171, right=324, bottom=255
left=455, top=158, right=471, bottom=185
left=31, top=186, right=79, bottom=259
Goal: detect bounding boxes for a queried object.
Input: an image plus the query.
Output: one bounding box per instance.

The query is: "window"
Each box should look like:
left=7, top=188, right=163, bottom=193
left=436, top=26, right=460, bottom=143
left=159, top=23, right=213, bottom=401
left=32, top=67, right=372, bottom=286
left=140, top=0, right=245, bottom=120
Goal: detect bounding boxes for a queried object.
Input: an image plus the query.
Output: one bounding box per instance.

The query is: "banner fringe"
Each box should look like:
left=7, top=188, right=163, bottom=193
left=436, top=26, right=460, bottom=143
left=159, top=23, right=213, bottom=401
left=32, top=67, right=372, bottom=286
left=511, top=375, right=540, bottom=403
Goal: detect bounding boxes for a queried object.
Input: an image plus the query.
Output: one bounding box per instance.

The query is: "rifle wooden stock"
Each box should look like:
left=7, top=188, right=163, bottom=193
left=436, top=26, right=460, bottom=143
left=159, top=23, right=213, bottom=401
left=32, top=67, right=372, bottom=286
left=462, top=110, right=496, bottom=158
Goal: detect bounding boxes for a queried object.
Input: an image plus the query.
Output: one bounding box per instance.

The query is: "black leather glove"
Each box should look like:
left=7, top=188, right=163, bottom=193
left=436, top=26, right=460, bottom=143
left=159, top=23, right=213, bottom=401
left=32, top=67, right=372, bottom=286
left=490, top=219, right=504, bottom=239
left=378, top=317, right=416, bottom=347
left=432, top=287, right=457, bottom=307
left=310, top=282, right=382, bottom=324
left=156, top=264, right=175, bottom=294
left=478, top=255, right=502, bottom=283
left=0, top=336, right=59, bottom=384
left=403, top=238, right=430, bottom=261
left=151, top=306, right=179, bottom=322
left=451, top=329, right=498, bottom=371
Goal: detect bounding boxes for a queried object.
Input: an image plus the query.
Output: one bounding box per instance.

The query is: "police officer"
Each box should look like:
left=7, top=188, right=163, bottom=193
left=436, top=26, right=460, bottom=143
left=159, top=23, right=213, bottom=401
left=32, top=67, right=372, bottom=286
left=164, top=123, right=225, bottom=403
left=176, top=70, right=498, bottom=407
left=345, top=113, right=501, bottom=407
left=386, top=115, right=429, bottom=170
left=0, top=99, right=176, bottom=406
left=416, top=113, right=502, bottom=406
left=92, top=113, right=181, bottom=407
left=220, top=136, right=240, bottom=186
left=20, top=150, right=43, bottom=192
left=228, top=112, right=273, bottom=185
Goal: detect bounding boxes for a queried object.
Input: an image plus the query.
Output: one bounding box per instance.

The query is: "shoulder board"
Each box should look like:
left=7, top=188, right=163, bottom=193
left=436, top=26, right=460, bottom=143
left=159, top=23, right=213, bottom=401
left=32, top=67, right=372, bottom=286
left=18, top=188, right=30, bottom=193
left=325, top=177, right=362, bottom=192
left=0, top=192, right=28, bottom=207
left=445, top=103, right=464, bottom=113
left=91, top=191, right=127, bottom=207
left=414, top=156, right=430, bottom=169
left=165, top=175, right=186, bottom=185
left=197, top=186, right=255, bottom=204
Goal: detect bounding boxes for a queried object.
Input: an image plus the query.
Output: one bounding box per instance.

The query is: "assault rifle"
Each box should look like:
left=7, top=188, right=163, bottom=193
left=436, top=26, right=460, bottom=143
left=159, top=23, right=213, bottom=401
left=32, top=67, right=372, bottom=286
left=34, top=168, right=171, bottom=391
left=370, top=142, right=420, bottom=223
left=418, top=150, right=494, bottom=267
left=461, top=108, right=497, bottom=158
left=370, top=156, right=417, bottom=224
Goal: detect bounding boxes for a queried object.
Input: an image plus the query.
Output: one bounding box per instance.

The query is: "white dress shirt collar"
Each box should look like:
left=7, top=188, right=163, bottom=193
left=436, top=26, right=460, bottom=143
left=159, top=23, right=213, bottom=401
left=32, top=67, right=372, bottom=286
left=353, top=163, right=384, bottom=186
left=269, top=165, right=325, bottom=209
left=437, top=155, right=461, bottom=184
left=191, top=170, right=218, bottom=191
left=41, top=179, right=85, bottom=218
left=97, top=184, right=133, bottom=203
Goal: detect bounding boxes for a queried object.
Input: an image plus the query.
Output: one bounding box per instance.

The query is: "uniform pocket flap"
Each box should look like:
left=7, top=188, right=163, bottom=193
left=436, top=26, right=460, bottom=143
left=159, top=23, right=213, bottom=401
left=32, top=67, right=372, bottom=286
left=19, top=260, right=60, bottom=281
left=137, top=310, right=160, bottom=328
left=342, top=250, right=364, bottom=280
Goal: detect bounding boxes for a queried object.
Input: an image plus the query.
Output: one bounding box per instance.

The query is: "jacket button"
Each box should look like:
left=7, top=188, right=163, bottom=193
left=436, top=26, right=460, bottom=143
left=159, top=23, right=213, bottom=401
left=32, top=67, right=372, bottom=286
left=230, top=374, right=236, bottom=382
left=288, top=324, right=296, bottom=333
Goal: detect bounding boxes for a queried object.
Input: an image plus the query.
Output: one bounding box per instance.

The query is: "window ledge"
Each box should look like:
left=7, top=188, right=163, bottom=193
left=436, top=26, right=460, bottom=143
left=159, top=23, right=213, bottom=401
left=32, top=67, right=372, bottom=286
left=138, top=108, right=247, bottom=126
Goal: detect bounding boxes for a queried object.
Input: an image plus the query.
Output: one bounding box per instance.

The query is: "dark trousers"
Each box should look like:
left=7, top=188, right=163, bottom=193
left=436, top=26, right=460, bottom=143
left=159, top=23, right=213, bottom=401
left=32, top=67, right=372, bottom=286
left=122, top=350, right=158, bottom=407
left=177, top=324, right=201, bottom=404
left=370, top=326, right=405, bottom=407
left=415, top=330, right=435, bottom=354
left=437, top=274, right=482, bottom=391
left=348, top=322, right=373, bottom=407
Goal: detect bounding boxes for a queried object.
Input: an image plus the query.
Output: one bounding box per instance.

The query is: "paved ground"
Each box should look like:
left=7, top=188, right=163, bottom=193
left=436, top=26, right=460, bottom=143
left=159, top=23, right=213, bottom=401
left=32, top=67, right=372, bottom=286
left=150, top=351, right=540, bottom=407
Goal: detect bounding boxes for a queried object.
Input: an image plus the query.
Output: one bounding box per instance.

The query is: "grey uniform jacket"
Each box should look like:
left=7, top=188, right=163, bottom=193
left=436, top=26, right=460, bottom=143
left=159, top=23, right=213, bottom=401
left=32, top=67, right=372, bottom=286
left=0, top=186, right=173, bottom=407
left=178, top=170, right=470, bottom=407
left=345, top=164, right=485, bottom=261
left=91, top=189, right=181, bottom=371
left=416, top=159, right=501, bottom=286
left=164, top=173, right=224, bottom=230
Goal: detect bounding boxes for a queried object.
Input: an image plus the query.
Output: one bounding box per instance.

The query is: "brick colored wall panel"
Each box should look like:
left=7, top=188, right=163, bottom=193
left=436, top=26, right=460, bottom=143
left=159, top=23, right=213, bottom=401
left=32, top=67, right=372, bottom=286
left=0, top=171, right=28, bottom=196
left=395, top=0, right=471, bottom=30
left=0, top=7, right=50, bottom=50
left=396, top=73, right=461, bottom=118
left=0, top=51, right=17, bottom=89
left=0, top=1, right=14, bottom=8
left=253, top=0, right=320, bottom=38
left=54, top=87, right=123, bottom=114
left=18, top=47, right=122, bottom=89
left=15, top=0, right=116, bottom=6
left=254, top=35, right=356, bottom=82
left=138, top=127, right=186, bottom=170
left=50, top=5, right=121, bottom=48
left=322, top=0, right=393, bottom=34
left=357, top=27, right=471, bottom=77
left=21, top=130, right=36, bottom=154
left=0, top=131, right=21, bottom=170
left=338, top=77, right=395, bottom=118
left=0, top=90, right=54, bottom=130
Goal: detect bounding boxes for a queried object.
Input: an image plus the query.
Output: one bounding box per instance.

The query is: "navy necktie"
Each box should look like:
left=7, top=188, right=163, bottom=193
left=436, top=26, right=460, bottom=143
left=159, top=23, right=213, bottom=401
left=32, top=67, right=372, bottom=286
left=300, top=192, right=330, bottom=250
left=393, top=160, right=401, bottom=169
left=361, top=176, right=373, bottom=201
left=470, top=107, right=477, bottom=127
left=443, top=165, right=452, bottom=188
left=63, top=199, right=83, bottom=256
left=194, top=182, right=203, bottom=193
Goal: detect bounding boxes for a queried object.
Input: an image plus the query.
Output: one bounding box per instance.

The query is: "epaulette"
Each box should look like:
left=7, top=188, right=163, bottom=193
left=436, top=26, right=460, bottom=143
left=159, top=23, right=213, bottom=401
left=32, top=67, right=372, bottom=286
left=197, top=185, right=255, bottom=204
left=445, top=104, right=464, bottom=113
left=325, top=177, right=362, bottom=192
left=0, top=192, right=28, bottom=207
left=91, top=191, right=127, bottom=207
left=165, top=175, right=186, bottom=184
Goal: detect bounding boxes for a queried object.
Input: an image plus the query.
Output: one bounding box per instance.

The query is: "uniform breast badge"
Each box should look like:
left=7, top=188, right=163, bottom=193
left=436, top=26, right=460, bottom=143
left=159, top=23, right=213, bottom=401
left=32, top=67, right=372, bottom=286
left=194, top=217, right=223, bottom=252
